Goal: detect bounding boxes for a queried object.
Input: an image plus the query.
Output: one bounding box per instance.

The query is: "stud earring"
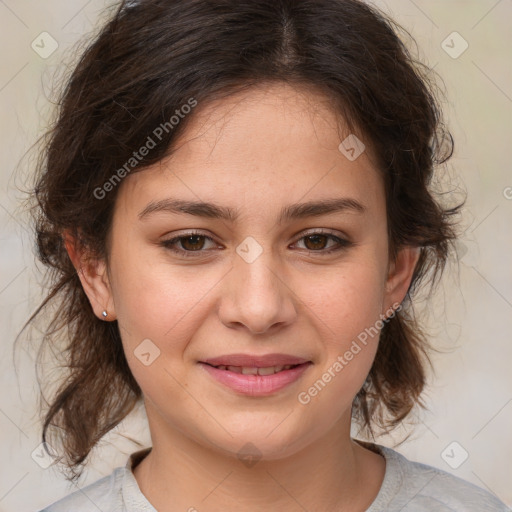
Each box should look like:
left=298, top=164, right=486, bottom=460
left=102, top=310, right=108, bottom=318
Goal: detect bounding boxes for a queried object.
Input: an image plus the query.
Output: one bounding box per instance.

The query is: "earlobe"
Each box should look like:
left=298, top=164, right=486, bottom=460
left=63, top=231, right=116, bottom=321
left=384, top=246, right=421, bottom=312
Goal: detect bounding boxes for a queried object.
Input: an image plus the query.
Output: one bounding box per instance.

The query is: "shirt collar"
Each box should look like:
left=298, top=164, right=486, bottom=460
left=121, top=447, right=155, bottom=511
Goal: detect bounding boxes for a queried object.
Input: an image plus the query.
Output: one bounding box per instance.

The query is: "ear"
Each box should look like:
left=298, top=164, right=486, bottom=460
left=63, top=230, right=117, bottom=321
left=383, top=246, right=420, bottom=316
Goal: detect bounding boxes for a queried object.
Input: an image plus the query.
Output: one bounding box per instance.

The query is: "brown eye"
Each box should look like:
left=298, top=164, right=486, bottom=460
left=303, top=234, right=330, bottom=251
left=161, top=232, right=217, bottom=257
left=294, top=231, right=352, bottom=254
left=179, top=235, right=206, bottom=251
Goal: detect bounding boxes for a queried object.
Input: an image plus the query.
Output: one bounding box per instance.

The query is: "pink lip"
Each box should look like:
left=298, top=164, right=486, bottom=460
left=202, top=353, right=310, bottom=367
left=199, top=361, right=312, bottom=396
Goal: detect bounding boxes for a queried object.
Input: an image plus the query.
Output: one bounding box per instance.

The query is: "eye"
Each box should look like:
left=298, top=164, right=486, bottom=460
left=160, top=229, right=352, bottom=258
left=292, top=230, right=353, bottom=254
left=161, top=231, right=218, bottom=257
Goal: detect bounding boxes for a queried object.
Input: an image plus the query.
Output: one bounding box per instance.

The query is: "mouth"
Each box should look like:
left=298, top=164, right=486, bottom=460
left=198, top=358, right=313, bottom=396
left=202, top=362, right=302, bottom=376
left=201, top=353, right=311, bottom=368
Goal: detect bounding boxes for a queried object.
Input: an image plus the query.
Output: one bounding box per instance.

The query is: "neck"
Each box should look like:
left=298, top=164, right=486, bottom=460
left=133, top=407, right=385, bottom=512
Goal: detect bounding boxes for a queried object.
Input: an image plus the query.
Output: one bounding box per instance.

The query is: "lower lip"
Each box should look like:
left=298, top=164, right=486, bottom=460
left=199, top=362, right=312, bottom=396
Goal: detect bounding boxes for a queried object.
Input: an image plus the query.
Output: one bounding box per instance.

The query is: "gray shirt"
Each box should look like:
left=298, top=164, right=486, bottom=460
left=39, top=443, right=510, bottom=511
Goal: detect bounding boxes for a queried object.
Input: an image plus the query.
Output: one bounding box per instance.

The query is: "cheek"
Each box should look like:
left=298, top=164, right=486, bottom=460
left=301, top=259, right=386, bottom=344
left=295, top=336, right=380, bottom=442
left=293, top=261, right=385, bottom=421
left=109, top=243, right=211, bottom=338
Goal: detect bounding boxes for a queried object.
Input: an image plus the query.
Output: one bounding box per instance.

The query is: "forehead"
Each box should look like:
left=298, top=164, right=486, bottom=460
left=114, top=82, right=384, bottom=221
left=172, top=82, right=356, bottom=162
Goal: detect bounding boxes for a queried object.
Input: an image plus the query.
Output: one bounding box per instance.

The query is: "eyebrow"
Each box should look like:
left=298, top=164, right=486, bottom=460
left=138, top=197, right=365, bottom=224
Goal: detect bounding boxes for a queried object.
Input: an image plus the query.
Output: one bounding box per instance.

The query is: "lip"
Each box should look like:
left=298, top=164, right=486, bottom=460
left=199, top=359, right=313, bottom=397
left=201, top=353, right=311, bottom=367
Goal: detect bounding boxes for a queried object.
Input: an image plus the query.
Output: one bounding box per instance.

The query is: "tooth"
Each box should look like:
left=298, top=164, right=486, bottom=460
left=219, top=365, right=294, bottom=375
left=241, top=367, right=258, bottom=375
left=257, top=366, right=276, bottom=376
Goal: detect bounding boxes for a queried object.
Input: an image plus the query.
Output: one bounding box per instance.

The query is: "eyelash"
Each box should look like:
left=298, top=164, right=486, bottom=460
left=160, top=230, right=352, bottom=258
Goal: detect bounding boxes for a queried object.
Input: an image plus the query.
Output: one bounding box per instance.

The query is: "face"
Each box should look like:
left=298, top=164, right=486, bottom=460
left=74, top=82, right=417, bottom=460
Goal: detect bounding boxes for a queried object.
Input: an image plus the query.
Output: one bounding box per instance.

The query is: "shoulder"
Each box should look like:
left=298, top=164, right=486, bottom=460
left=37, top=466, right=125, bottom=512
left=372, top=444, right=510, bottom=512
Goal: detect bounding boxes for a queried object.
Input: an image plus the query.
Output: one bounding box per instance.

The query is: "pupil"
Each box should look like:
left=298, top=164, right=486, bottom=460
left=305, top=234, right=326, bottom=250
left=183, top=235, right=204, bottom=251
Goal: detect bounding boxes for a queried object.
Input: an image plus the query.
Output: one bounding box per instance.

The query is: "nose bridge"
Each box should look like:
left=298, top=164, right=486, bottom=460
left=238, top=244, right=280, bottom=299
left=219, top=236, right=296, bottom=333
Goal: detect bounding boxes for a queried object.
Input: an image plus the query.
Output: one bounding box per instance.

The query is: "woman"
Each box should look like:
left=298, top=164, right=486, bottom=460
left=30, top=0, right=509, bottom=510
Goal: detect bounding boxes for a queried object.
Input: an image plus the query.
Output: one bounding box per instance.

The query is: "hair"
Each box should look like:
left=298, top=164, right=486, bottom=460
left=25, top=0, right=460, bottom=481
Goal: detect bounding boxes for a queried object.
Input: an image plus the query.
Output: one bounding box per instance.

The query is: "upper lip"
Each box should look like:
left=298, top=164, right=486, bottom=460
left=201, top=353, right=311, bottom=368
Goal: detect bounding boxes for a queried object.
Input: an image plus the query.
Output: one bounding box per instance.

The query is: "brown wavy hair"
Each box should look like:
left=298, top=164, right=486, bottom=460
left=24, top=0, right=460, bottom=481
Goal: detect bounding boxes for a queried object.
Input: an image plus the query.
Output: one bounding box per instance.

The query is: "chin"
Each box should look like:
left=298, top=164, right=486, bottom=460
left=202, top=422, right=316, bottom=464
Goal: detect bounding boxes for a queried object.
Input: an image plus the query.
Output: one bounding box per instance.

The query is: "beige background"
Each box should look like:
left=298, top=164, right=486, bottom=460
left=1, top=0, right=511, bottom=510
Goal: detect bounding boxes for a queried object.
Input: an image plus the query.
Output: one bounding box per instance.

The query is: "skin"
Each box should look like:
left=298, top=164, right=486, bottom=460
left=66, top=82, right=419, bottom=512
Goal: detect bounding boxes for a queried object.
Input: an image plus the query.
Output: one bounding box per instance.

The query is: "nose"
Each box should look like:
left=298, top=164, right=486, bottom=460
left=217, top=247, right=298, bottom=335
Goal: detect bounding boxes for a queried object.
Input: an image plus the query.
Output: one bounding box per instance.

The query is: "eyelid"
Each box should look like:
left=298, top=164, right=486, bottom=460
left=295, top=227, right=347, bottom=239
